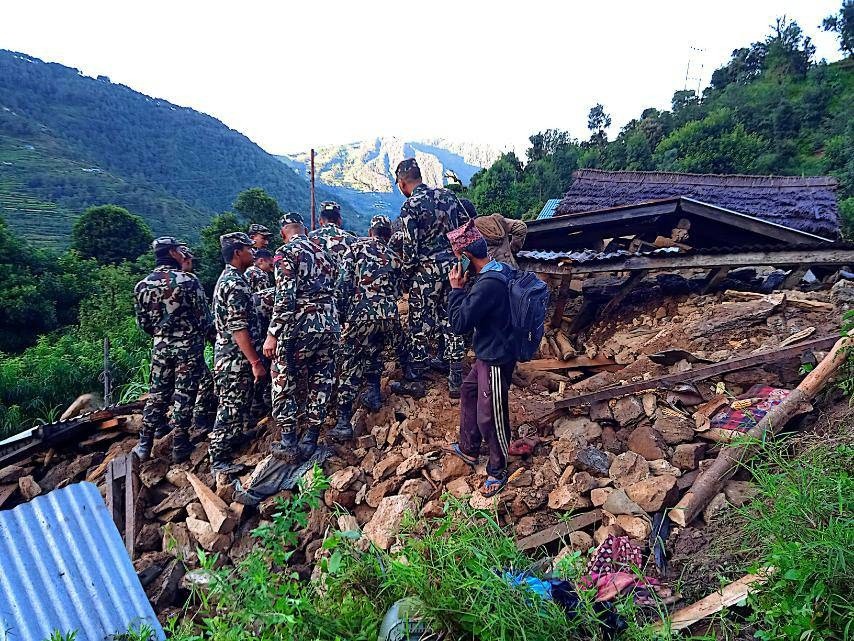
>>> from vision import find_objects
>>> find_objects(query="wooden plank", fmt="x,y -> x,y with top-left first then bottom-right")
517,356 -> 620,371
518,248 -> 854,276
516,509 -> 602,551
0,483 -> 17,509
782,266 -> 807,289
125,454 -> 139,558
598,270 -> 649,318
549,274 -> 574,330
702,266 -> 729,294
555,335 -> 839,408
659,572 -> 769,631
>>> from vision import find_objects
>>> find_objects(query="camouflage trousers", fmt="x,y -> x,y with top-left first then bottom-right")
407,262 -> 465,368
271,331 -> 337,437
337,318 -> 399,406
142,341 -> 204,438
193,361 -> 216,430
210,354 -> 252,463
247,361 -> 272,424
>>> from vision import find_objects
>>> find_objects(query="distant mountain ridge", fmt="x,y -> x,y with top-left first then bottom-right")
280,137 -> 502,219
0,49 -> 366,245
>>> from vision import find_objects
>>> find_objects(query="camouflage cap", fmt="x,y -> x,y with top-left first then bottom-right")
177,244 -> 195,260
370,215 -> 392,231
152,236 -> 182,252
279,211 -> 305,227
254,248 -> 273,259
319,201 -> 341,216
219,231 -> 254,250
394,158 -> 419,178
248,223 -> 272,237
446,219 -> 485,254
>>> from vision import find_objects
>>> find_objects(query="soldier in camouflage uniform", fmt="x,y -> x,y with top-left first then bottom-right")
133,237 -> 212,463
262,212 -> 340,462
210,232 -> 267,474
389,158 -> 470,398
308,201 -> 357,322
243,249 -> 275,422
331,215 -> 402,441
248,223 -> 273,251
244,249 -> 274,292
176,244 -> 217,434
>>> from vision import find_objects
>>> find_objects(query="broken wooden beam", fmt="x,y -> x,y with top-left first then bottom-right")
657,571 -> 769,631
555,335 -> 839,409
106,453 -> 139,558
516,509 -> 602,551
670,334 -> 852,527
516,356 -> 622,372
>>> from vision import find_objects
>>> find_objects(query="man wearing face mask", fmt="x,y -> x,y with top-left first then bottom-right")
445,221 -> 516,498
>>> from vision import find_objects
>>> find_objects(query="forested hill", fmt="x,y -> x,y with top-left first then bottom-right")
464,18 -> 854,236
0,50 -> 363,245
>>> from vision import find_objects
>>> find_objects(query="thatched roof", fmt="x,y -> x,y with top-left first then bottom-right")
557,170 -> 840,239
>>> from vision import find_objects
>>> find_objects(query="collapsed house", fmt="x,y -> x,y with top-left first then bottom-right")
1,169 -> 852,636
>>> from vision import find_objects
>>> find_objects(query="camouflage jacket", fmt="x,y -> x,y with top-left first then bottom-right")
270,234 -> 340,339
244,265 -> 273,293
212,264 -> 256,364
341,237 -> 402,323
308,223 -> 357,266
399,183 -> 470,278
133,266 -> 211,349
251,286 -> 275,350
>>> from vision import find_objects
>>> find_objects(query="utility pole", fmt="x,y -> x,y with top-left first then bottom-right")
102,337 -> 112,406
310,148 -> 316,231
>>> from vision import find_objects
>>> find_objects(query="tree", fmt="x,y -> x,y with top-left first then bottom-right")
526,129 -> 570,162
764,17 -> 815,77
194,212 -> 243,293
234,187 -> 282,231
71,205 -> 153,264
823,0 -> 854,56
587,104 -> 612,146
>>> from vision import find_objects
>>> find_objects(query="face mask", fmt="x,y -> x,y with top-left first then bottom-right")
458,254 -> 471,273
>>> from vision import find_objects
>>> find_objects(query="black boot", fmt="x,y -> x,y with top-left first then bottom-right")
298,426 -> 321,460
448,362 -> 463,399
154,423 -> 174,439
271,427 -> 300,464
171,431 -> 195,464
362,374 -> 382,412
132,431 -> 154,461
390,364 -> 427,398
429,356 -> 450,374
328,403 -> 353,442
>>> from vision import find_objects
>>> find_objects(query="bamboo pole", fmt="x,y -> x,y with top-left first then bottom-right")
670,334 -> 852,528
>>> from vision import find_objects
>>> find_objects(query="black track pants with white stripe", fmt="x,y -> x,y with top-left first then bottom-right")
458,358 -> 516,477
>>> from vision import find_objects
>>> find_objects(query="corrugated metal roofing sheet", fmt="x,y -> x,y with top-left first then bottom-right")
518,246 -> 681,263
536,199 -> 561,220
0,482 -> 165,641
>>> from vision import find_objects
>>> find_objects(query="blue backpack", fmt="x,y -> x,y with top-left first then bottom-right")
482,267 -> 551,362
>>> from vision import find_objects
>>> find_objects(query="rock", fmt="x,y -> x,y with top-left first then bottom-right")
648,459 -> 682,477
149,558 -> 186,611
615,515 -> 652,540
186,517 -> 232,552
324,489 -> 357,510
568,530 -> 594,552
549,436 -> 585,470
373,452 -> 405,481
723,480 -> 759,507
399,478 -> 432,499
135,523 -> 162,552
553,416 -> 602,442
608,452 -> 649,488
676,469 -> 700,491
18,475 -> 42,501
602,488 -> 647,517
601,426 -> 622,454
329,466 -> 360,492
573,447 -> 610,476
396,455 -> 427,478
0,484 -> 17,509
186,472 -> 235,534
703,492 -> 729,524
547,485 -> 592,511
0,464 -> 30,484
612,396 -> 644,426
356,435 -> 376,449
515,515 -> 540,538
653,415 -> 695,445
360,449 -> 379,475
521,489 -> 548,512
162,522 -> 195,563
436,453 -> 472,482
363,495 -> 415,550
509,469 -> 533,488
589,400 -> 613,423
557,465 -> 576,486
627,425 -> 668,461
420,499 -> 444,519
366,477 -> 402,508
354,503 -> 376,526
830,279 -> 854,312
445,477 -> 472,498
641,393 -> 657,418
139,459 -> 169,488
625,475 -> 679,512
594,524 -> 626,545
338,515 -> 360,533
673,443 -> 707,471
165,468 -> 190,488
572,471 -> 598,493
469,492 -> 499,510
591,487 -> 613,506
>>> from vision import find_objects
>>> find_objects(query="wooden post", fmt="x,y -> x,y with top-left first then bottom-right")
549,273 -> 574,329
702,266 -> 729,294
102,337 -> 112,406
106,453 -> 139,558
670,334 -> 852,527
309,148 -> 316,231
598,269 -> 649,319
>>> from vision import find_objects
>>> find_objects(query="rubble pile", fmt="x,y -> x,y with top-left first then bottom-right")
0,280 -> 845,619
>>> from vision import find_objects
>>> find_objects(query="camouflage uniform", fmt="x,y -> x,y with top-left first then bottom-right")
210,256 -> 257,465
398,182 -> 470,371
248,286 -> 275,421
308,219 -> 357,321
133,247 -> 211,455
270,212 -> 340,458
244,265 -> 273,292
336,229 -> 403,408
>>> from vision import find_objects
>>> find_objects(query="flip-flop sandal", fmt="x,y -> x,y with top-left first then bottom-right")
448,443 -> 478,467
481,474 -> 508,498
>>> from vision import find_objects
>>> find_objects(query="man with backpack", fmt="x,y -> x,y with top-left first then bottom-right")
445,220 -> 549,497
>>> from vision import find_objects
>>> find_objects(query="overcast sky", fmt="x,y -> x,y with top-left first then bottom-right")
0,1 -> 844,156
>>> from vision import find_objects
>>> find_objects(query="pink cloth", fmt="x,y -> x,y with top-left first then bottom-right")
446,219 -> 485,253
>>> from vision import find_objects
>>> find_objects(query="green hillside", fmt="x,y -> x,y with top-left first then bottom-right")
465,18 -> 854,235
0,50 -> 366,246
